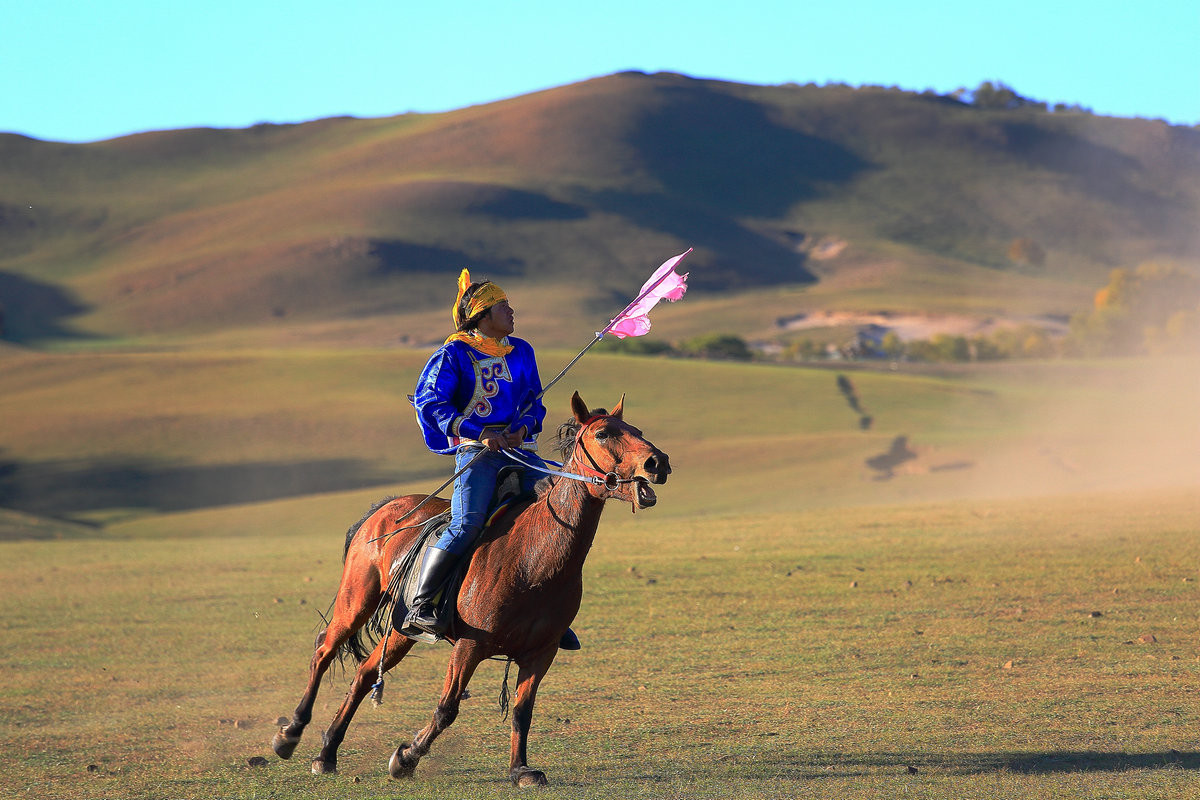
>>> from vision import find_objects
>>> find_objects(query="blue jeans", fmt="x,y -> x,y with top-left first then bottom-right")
434,446 -> 546,555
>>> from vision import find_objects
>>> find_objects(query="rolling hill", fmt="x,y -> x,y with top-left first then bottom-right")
1,71 -> 1198,347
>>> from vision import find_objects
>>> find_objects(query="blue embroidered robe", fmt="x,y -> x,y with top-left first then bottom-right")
412,336 -> 546,455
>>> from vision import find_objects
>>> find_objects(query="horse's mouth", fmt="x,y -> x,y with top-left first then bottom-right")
634,477 -> 657,508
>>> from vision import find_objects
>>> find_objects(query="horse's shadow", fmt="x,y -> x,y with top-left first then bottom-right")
792,750 -> 1200,777
549,751 -> 1200,790
997,750 -> 1200,773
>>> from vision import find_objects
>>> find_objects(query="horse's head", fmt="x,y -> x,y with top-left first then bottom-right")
565,391 -> 671,509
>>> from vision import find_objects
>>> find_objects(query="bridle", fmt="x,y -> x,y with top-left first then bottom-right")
570,414 -> 637,491
501,414 -> 642,493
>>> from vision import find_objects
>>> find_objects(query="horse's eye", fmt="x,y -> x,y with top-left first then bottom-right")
594,429 -> 609,441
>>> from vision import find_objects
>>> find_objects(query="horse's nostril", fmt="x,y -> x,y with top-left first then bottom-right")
644,453 -> 670,477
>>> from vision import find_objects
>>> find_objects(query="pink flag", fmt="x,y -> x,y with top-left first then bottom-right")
606,249 -> 692,338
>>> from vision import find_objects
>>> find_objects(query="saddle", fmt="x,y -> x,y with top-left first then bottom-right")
389,465 -> 532,642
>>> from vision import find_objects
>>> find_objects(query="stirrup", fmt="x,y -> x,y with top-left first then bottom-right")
402,627 -> 442,645
400,605 -> 444,642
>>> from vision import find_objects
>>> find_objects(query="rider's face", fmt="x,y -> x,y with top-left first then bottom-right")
479,300 -> 515,338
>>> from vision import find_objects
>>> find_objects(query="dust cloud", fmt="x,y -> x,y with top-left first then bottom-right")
857,357 -> 1199,505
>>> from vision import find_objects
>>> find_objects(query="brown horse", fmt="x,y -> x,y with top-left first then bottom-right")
271,391 -> 670,786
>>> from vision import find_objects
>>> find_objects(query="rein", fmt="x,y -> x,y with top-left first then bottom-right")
501,415 -> 640,493
501,449 -> 619,490
374,416 -> 640,546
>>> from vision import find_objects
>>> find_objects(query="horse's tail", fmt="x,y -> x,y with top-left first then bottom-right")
340,593 -> 396,664
333,496 -> 399,664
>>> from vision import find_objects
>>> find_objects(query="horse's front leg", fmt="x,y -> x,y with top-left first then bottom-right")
509,647 -> 557,787
388,640 -> 483,779
311,629 -> 415,775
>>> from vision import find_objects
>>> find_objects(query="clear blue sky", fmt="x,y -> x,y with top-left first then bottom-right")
4,0 -> 1197,143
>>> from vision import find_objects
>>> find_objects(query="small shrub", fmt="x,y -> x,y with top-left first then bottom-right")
678,333 -> 753,361
1007,237 -> 1046,267
595,337 -> 675,356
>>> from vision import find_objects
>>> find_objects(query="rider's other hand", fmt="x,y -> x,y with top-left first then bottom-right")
504,427 -> 528,448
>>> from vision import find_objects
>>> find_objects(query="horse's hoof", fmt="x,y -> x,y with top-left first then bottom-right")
271,730 -> 300,759
512,767 -> 548,787
388,745 -> 418,779
311,759 -> 337,775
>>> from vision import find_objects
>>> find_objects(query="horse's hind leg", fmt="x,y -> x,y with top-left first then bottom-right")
388,641 -> 483,779
313,629 -> 416,775
273,574 -> 380,759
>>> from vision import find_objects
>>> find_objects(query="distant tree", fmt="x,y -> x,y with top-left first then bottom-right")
1152,306 -> 1200,355
1069,303 -> 1131,356
595,337 -> 675,356
1069,262 -> 1200,355
678,333 -> 753,361
907,334 -> 971,362
972,81 -> 1031,110
905,339 -> 939,362
785,337 -> 822,361
904,324 -> 1063,362
880,331 -> 905,359
1007,237 -> 1046,267
1018,326 -> 1057,358
1091,267 -> 1135,311
932,334 -> 971,361
969,335 -> 1004,361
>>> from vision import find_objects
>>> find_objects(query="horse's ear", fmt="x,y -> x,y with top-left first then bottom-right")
611,393 -> 625,420
570,391 -> 590,423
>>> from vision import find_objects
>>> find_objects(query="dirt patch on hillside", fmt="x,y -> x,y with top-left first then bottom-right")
777,310 -> 1069,340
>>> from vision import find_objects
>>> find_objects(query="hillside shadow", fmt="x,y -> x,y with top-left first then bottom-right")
0,455 -> 405,517
581,191 -> 817,291
629,84 -> 872,217
367,240 -> 522,276
462,186 -> 588,221
1000,121 -> 1169,218
0,271 -> 94,343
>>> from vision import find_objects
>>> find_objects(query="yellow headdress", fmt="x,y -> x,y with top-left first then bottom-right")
446,268 -> 512,356
451,268 -> 507,331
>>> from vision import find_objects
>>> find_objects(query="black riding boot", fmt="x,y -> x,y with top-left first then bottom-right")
559,628 -> 581,650
400,547 -> 459,638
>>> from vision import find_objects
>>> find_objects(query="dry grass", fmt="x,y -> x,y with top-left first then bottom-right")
1,347 -> 1198,797
2,488 -> 1198,799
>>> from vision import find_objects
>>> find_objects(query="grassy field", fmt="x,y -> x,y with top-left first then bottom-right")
1,348 -> 1198,799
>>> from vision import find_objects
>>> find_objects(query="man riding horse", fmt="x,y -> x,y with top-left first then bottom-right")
403,269 -> 579,649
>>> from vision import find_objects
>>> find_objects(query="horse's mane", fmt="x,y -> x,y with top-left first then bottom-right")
534,409 -> 607,497
551,407 -> 608,462
552,419 -> 580,462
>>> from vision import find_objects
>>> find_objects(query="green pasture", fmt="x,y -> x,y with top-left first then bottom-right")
1,348 -> 1198,798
